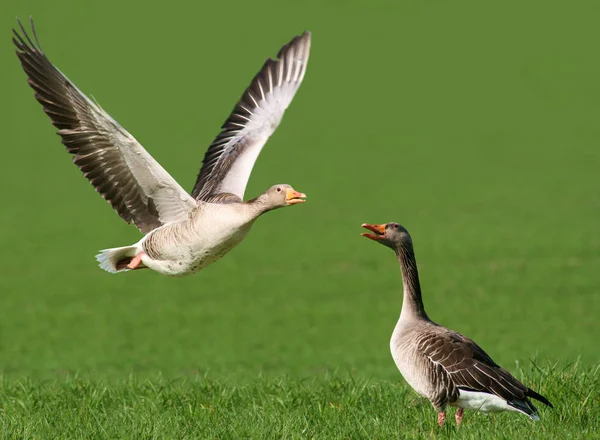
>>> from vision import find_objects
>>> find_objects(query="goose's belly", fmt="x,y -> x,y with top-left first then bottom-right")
452,390 -> 515,413
140,218 -> 252,276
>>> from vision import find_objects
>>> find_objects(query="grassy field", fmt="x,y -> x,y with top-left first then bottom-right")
2,0 -> 600,437
1,363 -> 599,438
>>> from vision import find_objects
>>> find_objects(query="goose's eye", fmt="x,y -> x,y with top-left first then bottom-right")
276,187 -> 282,192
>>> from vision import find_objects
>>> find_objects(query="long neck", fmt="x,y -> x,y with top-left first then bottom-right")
244,195 -> 274,219
395,242 -> 429,321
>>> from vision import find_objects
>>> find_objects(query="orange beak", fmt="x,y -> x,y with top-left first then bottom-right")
361,223 -> 386,241
285,189 -> 307,205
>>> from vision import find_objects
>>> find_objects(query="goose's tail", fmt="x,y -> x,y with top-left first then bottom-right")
95,245 -> 139,273
527,388 -> 553,409
508,389 -> 553,421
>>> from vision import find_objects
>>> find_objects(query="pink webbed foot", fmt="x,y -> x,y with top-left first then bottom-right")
455,408 -> 464,425
127,252 -> 146,270
438,411 -> 446,427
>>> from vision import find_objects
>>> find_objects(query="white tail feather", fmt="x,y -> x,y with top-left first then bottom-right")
95,245 -> 138,273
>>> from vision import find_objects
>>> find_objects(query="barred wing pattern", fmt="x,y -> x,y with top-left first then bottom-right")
13,19 -> 197,234
418,330 -> 552,414
191,32 -> 311,202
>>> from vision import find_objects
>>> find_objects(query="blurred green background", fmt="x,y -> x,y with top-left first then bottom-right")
1,0 -> 599,381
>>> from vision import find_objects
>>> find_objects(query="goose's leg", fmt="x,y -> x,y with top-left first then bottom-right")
127,252 -> 146,270
437,412 -> 446,427
455,408 -> 464,425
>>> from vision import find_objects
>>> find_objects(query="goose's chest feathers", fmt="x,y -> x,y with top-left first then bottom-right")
142,203 -> 254,275
390,323 -> 437,399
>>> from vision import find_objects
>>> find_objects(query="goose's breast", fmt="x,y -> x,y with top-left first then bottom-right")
390,328 -> 436,399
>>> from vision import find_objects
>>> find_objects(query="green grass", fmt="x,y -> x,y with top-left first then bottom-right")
1,0 -> 600,437
2,363 -> 599,439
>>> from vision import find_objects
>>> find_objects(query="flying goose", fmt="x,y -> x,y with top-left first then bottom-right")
13,19 -> 310,276
361,223 -> 553,426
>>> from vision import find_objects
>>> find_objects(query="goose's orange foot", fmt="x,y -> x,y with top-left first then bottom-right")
455,408 -> 464,425
127,252 -> 146,270
438,411 -> 446,427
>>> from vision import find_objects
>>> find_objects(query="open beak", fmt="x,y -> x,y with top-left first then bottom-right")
361,223 -> 386,241
285,189 -> 307,205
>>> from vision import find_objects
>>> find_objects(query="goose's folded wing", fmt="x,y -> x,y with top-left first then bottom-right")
419,331 -> 532,403
191,31 -> 311,202
13,19 -> 197,234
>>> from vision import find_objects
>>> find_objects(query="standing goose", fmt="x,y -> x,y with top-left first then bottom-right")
361,223 -> 552,426
13,18 -> 310,276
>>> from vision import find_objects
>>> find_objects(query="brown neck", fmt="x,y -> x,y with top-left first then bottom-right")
395,242 -> 429,321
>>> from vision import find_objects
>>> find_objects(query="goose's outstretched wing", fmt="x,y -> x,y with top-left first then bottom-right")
13,19 -> 197,233
191,31 -> 311,203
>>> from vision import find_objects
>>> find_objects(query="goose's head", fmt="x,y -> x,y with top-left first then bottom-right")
259,184 -> 306,210
361,222 -> 412,249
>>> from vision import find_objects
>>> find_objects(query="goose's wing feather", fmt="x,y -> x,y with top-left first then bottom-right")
191,31 -> 311,202
418,330 -> 550,410
13,19 -> 197,233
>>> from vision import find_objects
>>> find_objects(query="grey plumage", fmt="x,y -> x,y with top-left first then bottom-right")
13,19 -> 171,233
13,18 -> 310,276
362,222 -> 552,424
191,31 -> 311,202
